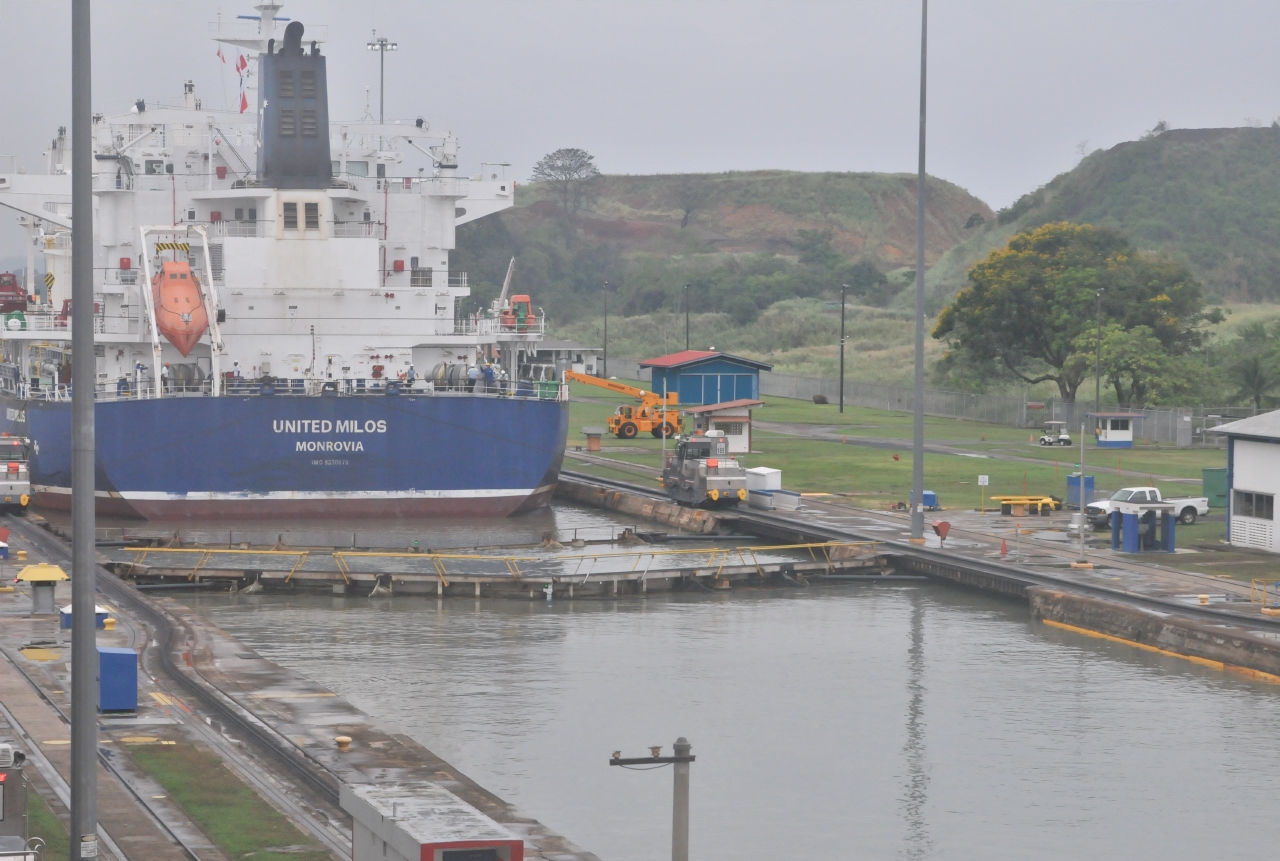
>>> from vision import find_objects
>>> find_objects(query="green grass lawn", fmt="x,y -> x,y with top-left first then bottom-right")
129,744 -> 329,861
567,385 -> 1225,503
28,784 -> 69,860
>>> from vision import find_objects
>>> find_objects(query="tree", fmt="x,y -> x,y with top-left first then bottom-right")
795,228 -> 841,269
672,176 -> 713,229
1228,355 -> 1280,409
933,222 -> 1221,401
530,148 -> 601,216
1213,320 -> 1280,408
1068,323 -> 1188,407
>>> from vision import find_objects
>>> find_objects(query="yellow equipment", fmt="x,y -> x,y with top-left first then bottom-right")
565,371 -> 682,439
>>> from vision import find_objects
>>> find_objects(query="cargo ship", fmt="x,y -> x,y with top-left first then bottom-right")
0,4 -> 567,519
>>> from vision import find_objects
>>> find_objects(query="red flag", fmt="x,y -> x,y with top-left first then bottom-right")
236,54 -> 248,74
216,46 -> 225,63
240,90 -> 248,113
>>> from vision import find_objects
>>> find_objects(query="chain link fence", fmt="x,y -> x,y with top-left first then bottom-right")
607,358 -> 1259,447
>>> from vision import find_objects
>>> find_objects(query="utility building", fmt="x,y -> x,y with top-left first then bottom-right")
1209,411 -> 1280,553
640,350 -> 771,406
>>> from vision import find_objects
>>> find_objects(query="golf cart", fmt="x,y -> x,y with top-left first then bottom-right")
1039,421 -> 1072,446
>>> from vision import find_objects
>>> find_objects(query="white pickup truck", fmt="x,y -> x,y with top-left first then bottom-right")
1085,486 -> 1209,528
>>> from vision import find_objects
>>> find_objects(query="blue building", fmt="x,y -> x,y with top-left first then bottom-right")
640,350 -> 772,406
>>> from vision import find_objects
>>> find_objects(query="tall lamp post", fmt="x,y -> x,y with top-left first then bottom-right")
366,31 -> 398,124
1094,287 -> 1104,415
71,2 -> 100,860
910,0 -> 928,542
839,283 -> 848,413
683,283 -> 691,351
602,281 -> 610,378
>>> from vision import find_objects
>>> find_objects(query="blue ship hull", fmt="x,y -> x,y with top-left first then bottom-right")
5,393 -> 567,520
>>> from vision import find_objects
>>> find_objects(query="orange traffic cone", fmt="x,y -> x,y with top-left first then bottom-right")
1000,538 -> 1008,557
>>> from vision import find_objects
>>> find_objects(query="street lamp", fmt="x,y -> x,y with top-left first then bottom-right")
1094,287 -> 1105,415
602,281 -> 610,378
366,31 -> 398,125
839,283 -> 848,413
683,283 -> 691,351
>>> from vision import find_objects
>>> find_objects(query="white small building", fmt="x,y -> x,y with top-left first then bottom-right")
682,399 -> 764,454
1209,411 -> 1279,553
341,781 -> 524,861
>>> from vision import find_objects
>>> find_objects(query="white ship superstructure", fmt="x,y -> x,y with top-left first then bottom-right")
0,2 -> 535,397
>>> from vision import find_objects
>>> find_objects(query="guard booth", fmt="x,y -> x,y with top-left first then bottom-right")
1089,412 -> 1142,448
1111,500 -> 1176,553
681,399 -> 763,454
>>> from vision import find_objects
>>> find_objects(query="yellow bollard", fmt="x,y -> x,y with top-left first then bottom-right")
16,550 -> 26,561
1198,595 -> 1210,605
104,617 -> 116,631
334,735 -> 352,752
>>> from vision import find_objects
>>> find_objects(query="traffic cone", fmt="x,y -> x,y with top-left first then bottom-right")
1000,538 -> 1008,557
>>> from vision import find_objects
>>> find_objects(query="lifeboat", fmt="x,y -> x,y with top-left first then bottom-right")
151,261 -> 209,357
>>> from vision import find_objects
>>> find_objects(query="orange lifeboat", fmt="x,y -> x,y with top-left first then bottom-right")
151,261 -> 209,357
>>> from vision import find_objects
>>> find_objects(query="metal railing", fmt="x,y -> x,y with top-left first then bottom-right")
20,377 -> 568,403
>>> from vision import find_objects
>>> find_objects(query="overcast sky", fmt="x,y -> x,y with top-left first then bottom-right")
2,0 -> 1280,257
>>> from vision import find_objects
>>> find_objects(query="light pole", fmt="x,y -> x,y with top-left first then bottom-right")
683,283 -> 691,351
366,32 -> 398,125
910,0 -> 928,542
71,3 -> 100,861
839,283 -> 847,413
610,738 -> 696,861
1094,287 -> 1104,415
602,281 -> 610,378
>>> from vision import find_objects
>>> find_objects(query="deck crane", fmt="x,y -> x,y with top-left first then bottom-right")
564,370 -> 682,439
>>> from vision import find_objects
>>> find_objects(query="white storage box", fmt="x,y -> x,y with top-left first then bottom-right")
746,467 -> 782,491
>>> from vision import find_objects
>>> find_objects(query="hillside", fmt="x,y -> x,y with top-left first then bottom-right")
928,127 -> 1280,307
454,170 -> 992,322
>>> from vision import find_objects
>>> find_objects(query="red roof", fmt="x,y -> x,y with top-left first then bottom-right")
681,399 -> 765,414
639,350 -> 719,369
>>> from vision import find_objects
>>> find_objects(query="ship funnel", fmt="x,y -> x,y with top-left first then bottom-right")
256,21 -> 332,189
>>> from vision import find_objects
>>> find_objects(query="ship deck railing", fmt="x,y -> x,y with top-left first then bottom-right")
15,378 -> 569,403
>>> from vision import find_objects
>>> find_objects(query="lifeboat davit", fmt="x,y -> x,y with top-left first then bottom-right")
151,261 -> 209,357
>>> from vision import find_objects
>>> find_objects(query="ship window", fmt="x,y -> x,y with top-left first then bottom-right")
248,208 -> 257,221
279,109 -> 296,136
304,202 -> 319,229
278,71 -> 295,98
234,208 -> 244,221
363,211 -> 371,222
144,160 -> 164,175
180,273 -> 188,279
301,110 -> 318,137
283,202 -> 298,229
377,163 -> 386,178
301,70 -> 317,98
170,273 -> 178,280
187,209 -> 196,221
346,161 -> 369,176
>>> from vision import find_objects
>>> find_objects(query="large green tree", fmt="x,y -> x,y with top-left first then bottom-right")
933,222 -> 1221,401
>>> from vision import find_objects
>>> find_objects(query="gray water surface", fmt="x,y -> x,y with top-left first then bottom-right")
186,583 -> 1280,861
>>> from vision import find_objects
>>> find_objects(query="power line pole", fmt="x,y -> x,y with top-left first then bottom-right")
71,3 -> 99,861
610,738 -> 696,861
911,0 -> 928,542
602,281 -> 609,378
839,283 -> 847,413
